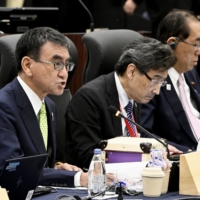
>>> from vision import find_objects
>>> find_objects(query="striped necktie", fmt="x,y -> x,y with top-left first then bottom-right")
38,103 -> 48,149
124,101 -> 137,137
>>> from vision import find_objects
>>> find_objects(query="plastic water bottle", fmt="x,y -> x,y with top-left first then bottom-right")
88,148 -> 106,197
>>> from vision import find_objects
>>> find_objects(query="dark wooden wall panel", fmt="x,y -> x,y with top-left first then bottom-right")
65,33 -> 86,96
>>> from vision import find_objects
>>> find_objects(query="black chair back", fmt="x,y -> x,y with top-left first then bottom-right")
82,29 -> 143,84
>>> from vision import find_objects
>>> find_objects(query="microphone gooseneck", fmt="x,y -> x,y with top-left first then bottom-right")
78,0 -> 94,32
108,106 -> 172,160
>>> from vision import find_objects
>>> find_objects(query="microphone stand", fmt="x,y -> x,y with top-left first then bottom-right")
108,106 -> 179,161
121,114 -> 170,160
78,0 -> 94,32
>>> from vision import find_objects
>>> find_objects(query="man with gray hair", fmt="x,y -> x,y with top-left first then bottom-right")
66,36 -> 179,169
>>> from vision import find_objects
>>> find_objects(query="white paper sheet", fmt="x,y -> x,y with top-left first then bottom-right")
105,161 -> 148,179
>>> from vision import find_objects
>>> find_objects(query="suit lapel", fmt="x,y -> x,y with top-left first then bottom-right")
185,74 -> 200,111
133,102 -> 141,124
106,72 -> 141,136
45,98 -> 56,167
106,73 -> 122,137
163,76 -> 196,143
12,78 -> 47,154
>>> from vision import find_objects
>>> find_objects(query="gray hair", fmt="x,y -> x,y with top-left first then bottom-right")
115,37 -> 176,76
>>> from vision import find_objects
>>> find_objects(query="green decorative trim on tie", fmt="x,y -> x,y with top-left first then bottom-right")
38,103 -> 48,150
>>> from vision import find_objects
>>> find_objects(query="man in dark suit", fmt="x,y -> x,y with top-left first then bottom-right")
141,9 -> 200,152
0,27 -> 87,187
66,37 -> 178,169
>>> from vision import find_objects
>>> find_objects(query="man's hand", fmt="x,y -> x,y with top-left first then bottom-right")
79,172 -> 116,188
123,0 -> 137,15
106,173 -> 116,186
80,172 -> 88,187
168,144 -> 183,155
54,163 -> 82,171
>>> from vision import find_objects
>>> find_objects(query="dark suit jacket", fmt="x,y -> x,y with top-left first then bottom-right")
66,72 -> 141,169
140,68 -> 200,152
0,78 -> 76,187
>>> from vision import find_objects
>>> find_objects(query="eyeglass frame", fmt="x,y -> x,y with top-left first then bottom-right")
140,70 -> 167,87
30,58 -> 75,72
175,37 -> 200,51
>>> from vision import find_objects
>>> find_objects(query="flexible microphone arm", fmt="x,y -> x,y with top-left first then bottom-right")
108,106 -> 172,160
78,0 -> 94,32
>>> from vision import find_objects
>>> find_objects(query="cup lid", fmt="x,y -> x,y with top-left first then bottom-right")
141,167 -> 165,177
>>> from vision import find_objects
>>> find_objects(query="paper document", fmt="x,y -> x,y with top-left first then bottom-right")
106,162 -> 147,192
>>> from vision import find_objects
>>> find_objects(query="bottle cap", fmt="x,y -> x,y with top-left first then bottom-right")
94,148 -> 101,154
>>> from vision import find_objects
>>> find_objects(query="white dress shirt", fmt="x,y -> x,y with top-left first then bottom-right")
114,72 -> 136,136
17,76 -> 42,116
168,68 -> 200,119
168,68 -> 200,141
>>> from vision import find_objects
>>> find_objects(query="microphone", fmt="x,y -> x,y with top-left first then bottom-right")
108,106 -> 179,161
78,0 -> 94,32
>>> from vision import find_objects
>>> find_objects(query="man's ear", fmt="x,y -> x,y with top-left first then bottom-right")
21,56 -> 33,76
167,37 -> 179,50
127,63 -> 136,79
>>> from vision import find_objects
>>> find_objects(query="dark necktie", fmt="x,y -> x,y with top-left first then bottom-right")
124,101 -> 137,137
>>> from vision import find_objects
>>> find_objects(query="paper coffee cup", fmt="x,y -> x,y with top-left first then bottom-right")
141,167 -> 164,197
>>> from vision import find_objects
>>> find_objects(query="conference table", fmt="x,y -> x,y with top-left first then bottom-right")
32,158 -> 200,200
32,187 -> 200,200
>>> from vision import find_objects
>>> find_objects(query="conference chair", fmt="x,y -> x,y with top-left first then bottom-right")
81,29 -> 143,84
0,33 -> 78,162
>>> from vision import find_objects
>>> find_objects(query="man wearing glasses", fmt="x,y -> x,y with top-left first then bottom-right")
66,36 -> 179,169
0,27 -> 88,187
141,9 -> 200,152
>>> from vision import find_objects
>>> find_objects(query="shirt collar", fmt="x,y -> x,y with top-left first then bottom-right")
168,67 -> 184,83
17,76 -> 43,116
114,72 -> 134,110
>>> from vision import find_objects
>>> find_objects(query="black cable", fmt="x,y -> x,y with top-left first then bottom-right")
54,181 -> 141,200
83,184 -> 116,200
55,185 -> 115,200
55,194 -> 70,200
33,186 -> 57,197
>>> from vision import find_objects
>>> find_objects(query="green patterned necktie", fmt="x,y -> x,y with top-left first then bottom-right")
38,103 -> 48,150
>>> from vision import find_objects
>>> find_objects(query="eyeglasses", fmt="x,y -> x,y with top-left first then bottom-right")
177,37 -> 200,51
141,70 -> 167,87
31,58 -> 75,72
